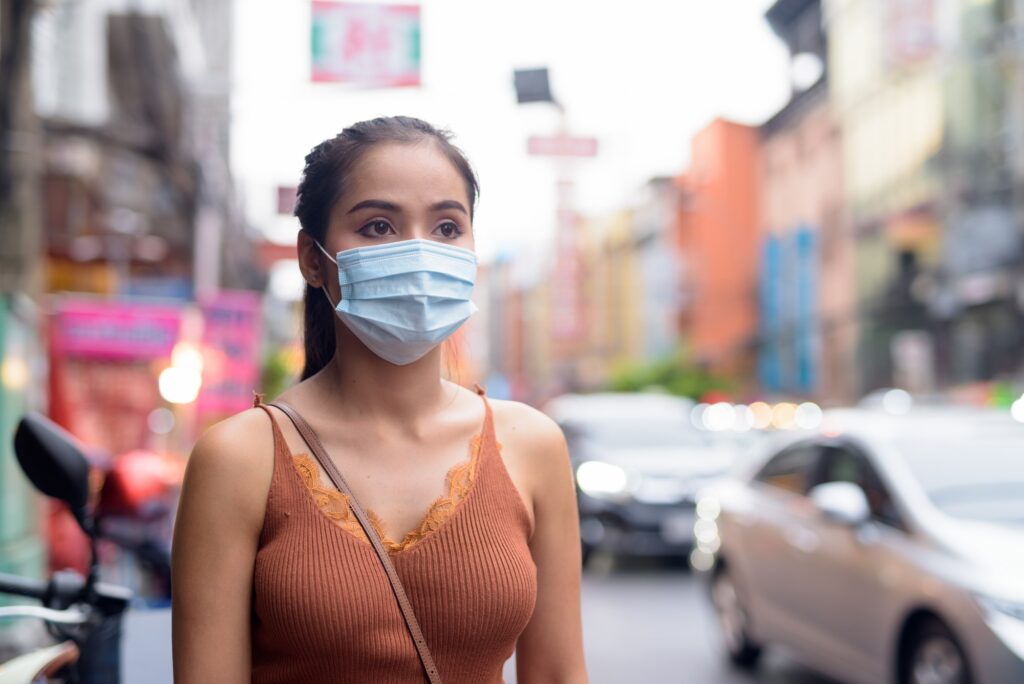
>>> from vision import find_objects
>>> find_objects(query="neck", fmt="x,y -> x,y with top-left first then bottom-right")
312,336 -> 449,424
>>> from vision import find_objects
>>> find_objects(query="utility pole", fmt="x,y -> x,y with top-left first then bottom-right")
0,0 -> 42,295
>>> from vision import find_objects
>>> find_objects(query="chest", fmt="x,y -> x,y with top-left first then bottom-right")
252,485 -> 538,660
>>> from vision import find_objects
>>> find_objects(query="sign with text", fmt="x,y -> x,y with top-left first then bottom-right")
311,2 -> 421,87
527,135 -> 598,158
53,298 -> 183,360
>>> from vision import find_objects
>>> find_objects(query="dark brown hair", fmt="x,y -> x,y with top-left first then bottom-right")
293,116 -> 479,380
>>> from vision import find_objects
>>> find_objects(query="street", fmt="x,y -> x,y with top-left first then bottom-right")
566,559 -> 835,684
123,560 -> 834,684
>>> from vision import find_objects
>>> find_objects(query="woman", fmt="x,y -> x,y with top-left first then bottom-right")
171,116 -> 587,683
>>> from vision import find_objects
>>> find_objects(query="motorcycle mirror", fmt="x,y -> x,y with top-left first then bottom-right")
14,413 -> 93,534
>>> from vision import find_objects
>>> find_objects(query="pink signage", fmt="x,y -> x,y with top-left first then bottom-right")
53,298 -> 183,360
198,291 -> 262,417
311,2 -> 421,87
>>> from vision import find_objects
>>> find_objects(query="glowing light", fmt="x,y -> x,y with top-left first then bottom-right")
733,404 -> 755,432
691,403 -> 709,430
171,342 -> 204,374
576,461 -> 629,497
882,389 -> 913,415
795,402 -> 824,430
1012,396 -> 1024,423
696,497 -> 721,521
697,535 -> 721,554
703,402 -> 735,432
749,402 -> 773,429
159,366 -> 202,405
690,549 -> 715,572
772,402 -> 798,430
148,408 -> 176,435
1,356 -> 29,391
694,519 -> 719,545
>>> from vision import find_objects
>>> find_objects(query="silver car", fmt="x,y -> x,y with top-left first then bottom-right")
695,407 -> 1024,684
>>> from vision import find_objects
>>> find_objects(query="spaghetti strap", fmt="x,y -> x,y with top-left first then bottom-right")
472,384 -> 498,453
253,399 -> 292,458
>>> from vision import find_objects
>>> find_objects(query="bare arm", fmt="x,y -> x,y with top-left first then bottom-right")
171,409 -> 273,684
501,404 -> 588,683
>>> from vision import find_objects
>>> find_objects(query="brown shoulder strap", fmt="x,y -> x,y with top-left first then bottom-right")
268,401 -> 442,684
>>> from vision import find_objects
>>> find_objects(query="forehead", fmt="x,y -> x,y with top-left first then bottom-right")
339,141 -> 470,210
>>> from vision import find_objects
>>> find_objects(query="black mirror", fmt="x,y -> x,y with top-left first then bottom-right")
14,413 -> 93,534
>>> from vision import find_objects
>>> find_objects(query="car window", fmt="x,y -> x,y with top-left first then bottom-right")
753,445 -> 820,495
820,446 -> 902,528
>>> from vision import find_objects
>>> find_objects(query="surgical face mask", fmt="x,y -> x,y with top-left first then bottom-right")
315,238 -> 478,365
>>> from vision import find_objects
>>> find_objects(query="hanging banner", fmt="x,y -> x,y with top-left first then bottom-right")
311,2 -> 421,87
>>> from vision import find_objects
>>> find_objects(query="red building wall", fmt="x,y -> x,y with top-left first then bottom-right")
675,119 -> 761,380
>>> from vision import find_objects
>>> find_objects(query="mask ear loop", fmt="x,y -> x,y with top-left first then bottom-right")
313,240 -> 341,308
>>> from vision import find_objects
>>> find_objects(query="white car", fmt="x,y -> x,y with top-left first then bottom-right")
696,407 -> 1024,684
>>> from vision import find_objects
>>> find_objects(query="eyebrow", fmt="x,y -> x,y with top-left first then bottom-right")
346,199 -> 400,215
345,199 -> 469,216
430,200 -> 469,216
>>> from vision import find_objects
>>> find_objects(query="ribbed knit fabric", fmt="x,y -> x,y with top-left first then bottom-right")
250,390 -> 537,683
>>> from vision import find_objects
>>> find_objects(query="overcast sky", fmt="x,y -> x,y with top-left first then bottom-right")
232,0 -> 790,273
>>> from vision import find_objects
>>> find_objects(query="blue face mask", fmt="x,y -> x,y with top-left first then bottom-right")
316,238 -> 479,365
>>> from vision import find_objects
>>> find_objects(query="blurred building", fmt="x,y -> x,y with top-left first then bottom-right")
759,0 -> 855,404
826,0 -> 1024,395
632,177 -> 683,362
0,0 -> 264,586
32,0 -> 258,300
675,120 -> 762,384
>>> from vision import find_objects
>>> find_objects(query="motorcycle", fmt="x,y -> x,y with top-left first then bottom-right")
0,413 -> 133,684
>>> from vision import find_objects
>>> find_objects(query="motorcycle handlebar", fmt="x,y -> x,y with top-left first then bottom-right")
0,572 -> 47,601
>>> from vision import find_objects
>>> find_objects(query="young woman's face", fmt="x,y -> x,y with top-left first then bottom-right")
323,141 -> 475,254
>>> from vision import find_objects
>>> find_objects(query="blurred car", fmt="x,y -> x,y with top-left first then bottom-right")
695,406 -> 1024,684
545,392 -> 736,562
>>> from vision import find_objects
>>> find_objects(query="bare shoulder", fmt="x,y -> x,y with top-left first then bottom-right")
180,407 -> 276,533
489,399 -> 566,452
488,399 -> 570,485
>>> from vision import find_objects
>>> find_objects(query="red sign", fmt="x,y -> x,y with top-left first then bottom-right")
52,298 -> 183,361
311,2 -> 421,87
527,136 -> 598,157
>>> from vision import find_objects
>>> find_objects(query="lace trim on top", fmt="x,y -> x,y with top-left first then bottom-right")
292,434 -> 498,553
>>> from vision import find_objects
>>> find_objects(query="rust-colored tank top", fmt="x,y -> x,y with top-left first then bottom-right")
250,389 -> 537,683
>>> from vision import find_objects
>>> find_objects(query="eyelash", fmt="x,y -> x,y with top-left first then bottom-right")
355,219 -> 465,239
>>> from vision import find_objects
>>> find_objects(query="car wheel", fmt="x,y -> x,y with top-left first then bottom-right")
710,566 -> 762,669
903,618 -> 971,684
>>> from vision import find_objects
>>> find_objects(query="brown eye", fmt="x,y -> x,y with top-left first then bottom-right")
435,222 -> 462,239
358,220 -> 395,237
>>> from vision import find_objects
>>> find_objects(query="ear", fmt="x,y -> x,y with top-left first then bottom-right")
297,231 -> 329,288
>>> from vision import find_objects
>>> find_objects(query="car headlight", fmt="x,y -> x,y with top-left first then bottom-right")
977,595 -> 1024,622
576,461 -> 630,499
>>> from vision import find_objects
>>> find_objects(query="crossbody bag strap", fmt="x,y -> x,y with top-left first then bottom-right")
268,401 -> 442,684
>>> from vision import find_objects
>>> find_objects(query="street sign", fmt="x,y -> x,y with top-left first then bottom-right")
311,2 -> 421,87
527,135 -> 598,158
513,68 -> 554,104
